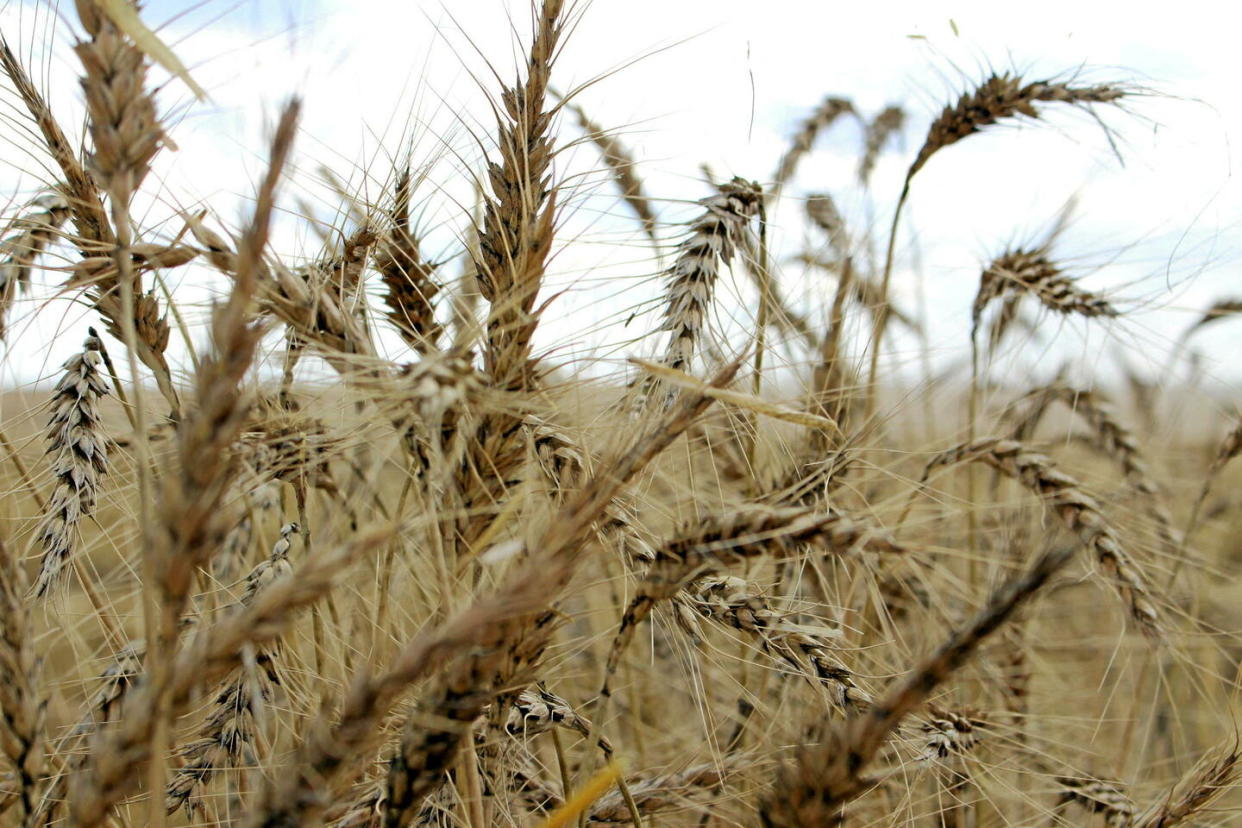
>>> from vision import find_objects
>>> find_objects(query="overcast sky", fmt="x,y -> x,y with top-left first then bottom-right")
1,0 -> 1238,397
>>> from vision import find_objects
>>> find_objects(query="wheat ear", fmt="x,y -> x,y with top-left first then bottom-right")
475,0 -> 567,392
1182,416 -> 1242,546
164,524 -> 296,814
377,165 -> 441,350
75,0 -> 182,414
972,248 -> 1116,344
248,362 -> 739,827
0,193 -> 70,340
561,97 -> 658,247
66,522 -> 393,828
1055,775 -> 1134,826
857,105 -> 904,185
1007,385 -> 1179,552
0,38 -> 111,245
1132,743 -> 1239,827
868,73 -> 1128,419
661,178 -> 763,375
0,537 -> 45,824
1180,297 -> 1242,342
917,439 -> 1159,633
758,545 -> 1072,827
772,96 -> 855,193
588,756 -> 753,824
681,574 -> 870,710
603,506 -> 902,699
33,330 -> 110,598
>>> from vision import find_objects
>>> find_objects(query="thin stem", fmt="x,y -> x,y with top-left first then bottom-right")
748,208 -> 771,471
112,170 -> 165,828
863,181 -> 910,424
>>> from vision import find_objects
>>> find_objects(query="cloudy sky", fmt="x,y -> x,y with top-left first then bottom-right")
0,0 -> 1238,396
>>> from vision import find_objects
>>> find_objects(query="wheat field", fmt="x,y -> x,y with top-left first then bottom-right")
0,1 -> 1239,826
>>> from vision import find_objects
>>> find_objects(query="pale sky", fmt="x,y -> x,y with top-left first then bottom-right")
1,0 -> 1238,397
